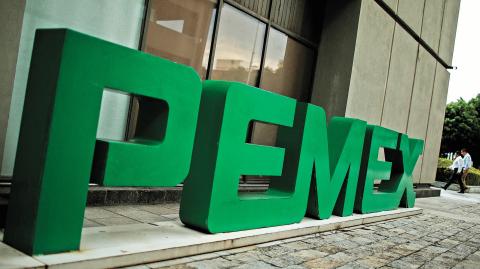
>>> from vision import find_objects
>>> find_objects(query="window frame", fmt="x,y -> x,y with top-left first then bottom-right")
127,0 -> 320,139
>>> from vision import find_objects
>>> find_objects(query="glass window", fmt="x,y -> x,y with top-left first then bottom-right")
251,28 -> 315,146
143,0 -> 217,79
211,4 -> 266,86
260,28 -> 315,100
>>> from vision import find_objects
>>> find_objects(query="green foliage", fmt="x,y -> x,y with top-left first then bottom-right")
438,158 -> 452,168
436,158 -> 480,186
441,94 -> 480,168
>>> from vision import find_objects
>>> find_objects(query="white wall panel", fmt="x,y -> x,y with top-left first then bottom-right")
1,0 -> 145,176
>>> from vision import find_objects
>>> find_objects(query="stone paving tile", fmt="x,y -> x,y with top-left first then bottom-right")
289,249 -> 329,262
84,207 -> 119,219
303,256 -> 346,269
92,216 -> 141,226
282,241 -> 313,251
83,203 -> 179,227
233,261 -> 277,269
186,257 -> 241,269
83,218 -> 102,227
136,204 -> 179,215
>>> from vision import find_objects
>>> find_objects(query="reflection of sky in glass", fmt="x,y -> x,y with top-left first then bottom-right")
264,29 -> 287,71
201,9 -> 217,76
213,5 -> 265,69
156,20 -> 184,33
144,0 -> 216,80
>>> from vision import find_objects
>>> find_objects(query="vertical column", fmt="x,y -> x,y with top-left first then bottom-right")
421,0 -> 445,53
420,65 -> 450,183
439,0 -> 461,66
396,0 -> 425,34
406,48 -> 437,183
344,0 -> 395,125
0,0 -> 25,177
419,0 -> 460,184
380,26 -> 418,134
310,0 -> 362,119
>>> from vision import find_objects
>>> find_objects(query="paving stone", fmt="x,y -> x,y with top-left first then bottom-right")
452,259 -> 480,269
355,256 -> 390,268
420,259 -> 454,269
282,241 -> 313,251
258,245 -> 294,257
328,252 -> 356,263
422,236 -> 442,243
330,239 -> 360,250
303,257 -> 345,269
450,244 -> 477,257
397,242 -> 427,252
389,259 -> 421,269
389,228 -> 407,234
232,261 -> 278,269
435,238 -> 461,249
467,235 -> 480,244
186,257 -> 241,269
301,237 -> 327,247
422,245 -> 449,255
344,246 -> 373,260
314,244 -> 346,254
401,253 -> 432,265
385,236 -> 410,244
225,251 -> 270,263
103,206 -> 169,222
83,218 -> 102,227
137,205 -> 179,215
92,216 -> 141,226
432,254 -> 461,267
372,251 -> 404,263
433,251 -> 466,264
124,265 -> 151,269
389,245 -> 418,256
268,254 -> 305,267
157,264 -> 191,269
349,236 -> 375,245
84,207 -> 119,219
337,261 -> 372,269
283,265 -> 308,269
290,249 -> 329,262
466,251 -> 480,262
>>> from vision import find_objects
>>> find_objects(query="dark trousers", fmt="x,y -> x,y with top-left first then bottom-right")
444,168 -> 466,191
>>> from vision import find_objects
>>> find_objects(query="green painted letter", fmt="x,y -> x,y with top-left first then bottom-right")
4,29 -> 201,254
355,126 -> 423,213
180,81 -> 308,232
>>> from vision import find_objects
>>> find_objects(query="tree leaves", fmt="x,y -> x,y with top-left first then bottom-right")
441,94 -> 480,167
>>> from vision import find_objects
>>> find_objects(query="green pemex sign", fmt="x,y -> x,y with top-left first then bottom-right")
4,29 -> 423,255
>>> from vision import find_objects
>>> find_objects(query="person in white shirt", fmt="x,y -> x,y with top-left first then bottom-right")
460,148 -> 473,193
444,151 -> 465,191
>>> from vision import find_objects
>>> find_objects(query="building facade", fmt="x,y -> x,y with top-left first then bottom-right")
0,0 -> 460,185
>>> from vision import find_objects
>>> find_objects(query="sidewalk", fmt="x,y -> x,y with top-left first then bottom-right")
431,181 -> 480,194
1,191 -> 479,269
125,190 -> 480,269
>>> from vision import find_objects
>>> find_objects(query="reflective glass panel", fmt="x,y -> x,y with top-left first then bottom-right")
143,0 -> 217,79
252,28 -> 315,146
260,28 -> 314,100
211,4 -> 266,86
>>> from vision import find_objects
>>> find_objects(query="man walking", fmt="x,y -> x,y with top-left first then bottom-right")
460,148 -> 473,193
444,151 -> 464,191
